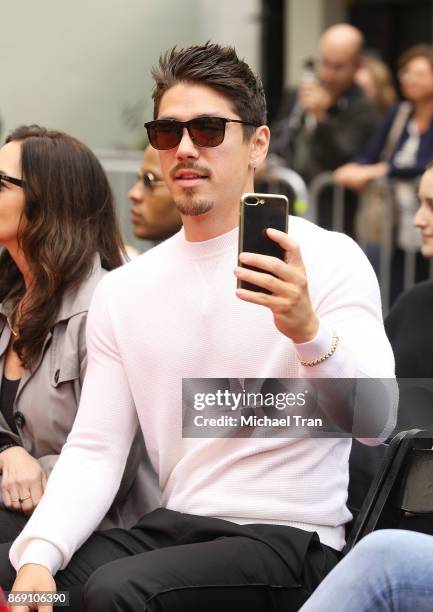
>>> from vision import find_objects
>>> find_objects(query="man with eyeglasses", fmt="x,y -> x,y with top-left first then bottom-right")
270,24 -> 381,187
128,144 -> 181,242
2,43 -> 395,612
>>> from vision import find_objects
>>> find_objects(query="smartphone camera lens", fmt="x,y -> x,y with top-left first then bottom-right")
244,196 -> 259,206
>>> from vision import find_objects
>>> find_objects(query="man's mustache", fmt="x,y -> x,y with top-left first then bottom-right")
170,163 -> 211,180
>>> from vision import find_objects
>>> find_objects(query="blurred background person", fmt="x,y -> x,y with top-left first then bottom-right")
128,144 -> 181,242
334,44 -> 433,295
0,125 -> 158,542
355,54 -> 397,115
334,45 -> 433,193
267,23 -> 380,236
269,23 -> 381,185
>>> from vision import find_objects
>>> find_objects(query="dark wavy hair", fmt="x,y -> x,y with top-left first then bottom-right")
398,44 -> 433,72
151,42 -> 267,139
0,125 -> 125,368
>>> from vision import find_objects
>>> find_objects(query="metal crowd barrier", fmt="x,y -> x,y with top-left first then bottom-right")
308,172 -> 394,313
308,172 -> 433,314
308,171 -> 344,229
259,162 -> 310,218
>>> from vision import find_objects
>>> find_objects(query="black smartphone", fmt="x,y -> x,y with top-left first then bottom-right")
237,192 -> 289,293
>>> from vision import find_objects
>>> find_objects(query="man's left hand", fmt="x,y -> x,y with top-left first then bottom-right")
235,228 -> 319,344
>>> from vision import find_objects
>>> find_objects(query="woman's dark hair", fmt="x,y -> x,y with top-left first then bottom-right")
0,125 -> 125,367
151,42 -> 267,139
398,44 -> 433,72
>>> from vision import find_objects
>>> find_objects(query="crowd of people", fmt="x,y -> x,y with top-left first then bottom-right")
268,25 -> 433,297
0,24 -> 430,612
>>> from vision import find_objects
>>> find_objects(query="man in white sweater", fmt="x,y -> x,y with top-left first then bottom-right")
3,43 -> 395,611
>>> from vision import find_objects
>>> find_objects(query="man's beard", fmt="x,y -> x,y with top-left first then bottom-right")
174,191 -> 214,216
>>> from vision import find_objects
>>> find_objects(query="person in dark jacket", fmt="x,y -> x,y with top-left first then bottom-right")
269,24 -> 381,184
384,161 -> 433,438
385,159 -> 433,378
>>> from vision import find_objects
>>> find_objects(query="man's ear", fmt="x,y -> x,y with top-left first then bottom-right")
249,125 -> 270,168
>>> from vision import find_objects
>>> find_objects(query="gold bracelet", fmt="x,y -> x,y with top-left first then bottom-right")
298,333 -> 339,367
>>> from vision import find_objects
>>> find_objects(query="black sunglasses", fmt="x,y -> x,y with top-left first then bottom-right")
0,173 -> 25,188
144,116 -> 259,150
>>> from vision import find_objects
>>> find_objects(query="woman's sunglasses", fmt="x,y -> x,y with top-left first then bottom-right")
144,116 -> 259,150
0,173 -> 25,188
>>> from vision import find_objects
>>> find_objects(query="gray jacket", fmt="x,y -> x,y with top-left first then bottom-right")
0,256 -> 159,528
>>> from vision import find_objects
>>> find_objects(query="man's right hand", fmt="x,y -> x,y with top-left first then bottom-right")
10,564 -> 56,612
299,81 -> 332,121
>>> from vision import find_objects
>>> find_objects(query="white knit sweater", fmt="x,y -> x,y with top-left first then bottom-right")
10,217 -> 395,574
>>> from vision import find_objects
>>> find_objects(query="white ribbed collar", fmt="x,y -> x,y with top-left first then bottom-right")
174,226 -> 239,260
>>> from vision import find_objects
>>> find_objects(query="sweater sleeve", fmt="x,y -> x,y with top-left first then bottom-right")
299,231 -> 394,376
9,275 -> 139,574
293,227 -> 397,442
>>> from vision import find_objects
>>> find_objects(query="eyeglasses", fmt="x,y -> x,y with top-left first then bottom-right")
138,171 -> 165,190
398,69 -> 432,81
0,173 -> 25,188
144,116 -> 259,150
318,59 -> 350,73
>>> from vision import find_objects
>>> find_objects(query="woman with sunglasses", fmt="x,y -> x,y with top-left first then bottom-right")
0,125 -> 158,541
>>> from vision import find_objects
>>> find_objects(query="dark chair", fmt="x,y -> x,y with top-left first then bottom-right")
346,439 -> 388,534
394,380 -> 433,433
290,430 -> 433,610
345,428 -> 433,555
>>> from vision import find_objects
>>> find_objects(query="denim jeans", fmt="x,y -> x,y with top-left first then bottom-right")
300,529 -> 433,612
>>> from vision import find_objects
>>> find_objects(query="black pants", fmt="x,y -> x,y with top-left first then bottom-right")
0,507 -> 28,543
0,508 -> 340,612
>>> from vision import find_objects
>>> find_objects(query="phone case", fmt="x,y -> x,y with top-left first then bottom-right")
237,192 -> 289,293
